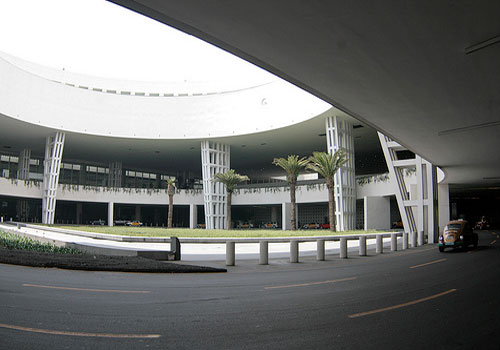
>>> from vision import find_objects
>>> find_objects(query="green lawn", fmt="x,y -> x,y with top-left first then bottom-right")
55,225 -> 384,238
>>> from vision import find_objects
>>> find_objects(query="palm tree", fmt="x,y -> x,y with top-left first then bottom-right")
307,150 -> 348,232
213,169 -> 249,229
167,178 -> 176,228
273,155 -> 309,230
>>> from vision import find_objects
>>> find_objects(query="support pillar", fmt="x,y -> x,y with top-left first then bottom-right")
108,202 -> 114,227
108,161 -> 122,187
76,203 -> 82,225
326,115 -> 356,231
135,205 -> 141,221
282,202 -> 292,230
42,132 -> 65,224
189,204 -> 198,229
17,149 -> 31,180
201,141 -> 230,229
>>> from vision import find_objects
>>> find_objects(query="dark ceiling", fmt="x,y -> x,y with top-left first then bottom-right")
109,0 -> 500,185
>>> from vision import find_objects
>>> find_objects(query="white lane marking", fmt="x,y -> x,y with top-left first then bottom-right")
348,289 -> 457,318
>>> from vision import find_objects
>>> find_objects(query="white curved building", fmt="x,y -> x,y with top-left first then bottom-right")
0,51 -> 449,237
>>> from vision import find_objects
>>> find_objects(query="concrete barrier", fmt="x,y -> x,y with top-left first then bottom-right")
8,223 -> 408,266
226,241 -> 235,266
376,235 -> 383,254
340,238 -> 347,258
290,240 -> 299,263
359,236 -> 367,256
259,240 -> 268,265
317,239 -> 325,261
391,233 -> 397,251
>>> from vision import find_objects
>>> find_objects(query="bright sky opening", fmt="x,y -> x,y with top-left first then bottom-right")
0,0 -> 274,83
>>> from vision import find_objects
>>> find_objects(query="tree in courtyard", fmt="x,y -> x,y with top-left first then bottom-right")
307,150 -> 348,232
213,169 -> 249,229
272,155 -> 309,230
167,178 -> 176,228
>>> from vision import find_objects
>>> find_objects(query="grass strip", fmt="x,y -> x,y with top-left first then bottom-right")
0,231 -> 81,255
55,226 -> 385,238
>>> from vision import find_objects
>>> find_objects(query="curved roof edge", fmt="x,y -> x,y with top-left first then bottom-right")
0,51 -> 333,140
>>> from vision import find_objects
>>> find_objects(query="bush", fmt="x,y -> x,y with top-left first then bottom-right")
0,231 -> 81,255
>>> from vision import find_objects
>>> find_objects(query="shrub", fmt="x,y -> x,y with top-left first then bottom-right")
0,231 -> 81,255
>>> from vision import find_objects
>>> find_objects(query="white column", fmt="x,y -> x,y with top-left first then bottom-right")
415,155 -> 425,236
427,162 -> 439,243
438,183 -> 450,233
282,202 -> 291,230
108,202 -> 114,227
201,141 -> 230,229
189,204 -> 198,229
76,203 -> 82,224
17,149 -> 31,180
42,132 -> 65,224
364,196 -> 390,230
108,161 -> 122,187
326,116 -> 356,231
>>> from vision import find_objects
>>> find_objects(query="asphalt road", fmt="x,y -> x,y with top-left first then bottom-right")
1,231 -> 499,349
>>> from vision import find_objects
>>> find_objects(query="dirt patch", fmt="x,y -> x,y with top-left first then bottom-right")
0,247 -> 226,273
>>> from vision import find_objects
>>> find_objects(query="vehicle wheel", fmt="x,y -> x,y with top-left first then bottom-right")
439,246 -> 444,252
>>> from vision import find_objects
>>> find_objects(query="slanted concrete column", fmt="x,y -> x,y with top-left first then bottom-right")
359,236 -> 367,256
189,204 -> 198,229
108,202 -> 114,227
317,239 -> 325,261
259,241 -> 268,265
42,132 -> 65,224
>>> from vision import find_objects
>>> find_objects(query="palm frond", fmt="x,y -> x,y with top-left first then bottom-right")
213,169 -> 249,193
272,155 -> 309,183
307,150 -> 348,181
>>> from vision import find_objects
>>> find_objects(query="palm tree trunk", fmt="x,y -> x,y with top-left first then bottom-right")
328,184 -> 336,232
168,194 -> 173,228
290,181 -> 296,230
226,192 -> 232,230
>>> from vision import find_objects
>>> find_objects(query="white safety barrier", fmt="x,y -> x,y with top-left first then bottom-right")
11,223 -> 409,267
